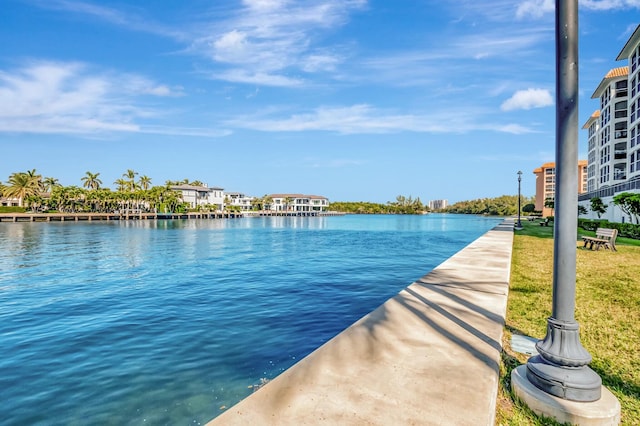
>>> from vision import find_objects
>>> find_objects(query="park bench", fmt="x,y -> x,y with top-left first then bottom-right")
539,218 -> 550,226
581,228 -> 618,251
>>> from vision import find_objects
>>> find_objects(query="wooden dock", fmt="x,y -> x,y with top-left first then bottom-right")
0,212 -> 240,223
0,211 -> 344,223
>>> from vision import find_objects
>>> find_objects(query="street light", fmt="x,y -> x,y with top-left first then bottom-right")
516,171 -> 523,229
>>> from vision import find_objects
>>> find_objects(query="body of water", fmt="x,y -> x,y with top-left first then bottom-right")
0,214 -> 502,425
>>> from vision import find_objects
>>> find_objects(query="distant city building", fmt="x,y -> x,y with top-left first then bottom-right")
578,24 -> 640,222
170,184 -> 224,210
267,194 -> 329,212
428,199 -> 448,210
533,161 -> 588,216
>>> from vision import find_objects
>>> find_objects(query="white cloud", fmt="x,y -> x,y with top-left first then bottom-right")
193,0 -> 367,86
581,0 -> 640,10
227,104 -> 538,135
0,61 -> 216,136
493,123 -> 537,134
516,0 -> 554,19
516,0 -> 640,19
31,0 -> 187,40
213,70 -> 304,87
501,88 -> 553,111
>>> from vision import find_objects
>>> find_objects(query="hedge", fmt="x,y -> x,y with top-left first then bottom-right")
578,218 -> 640,239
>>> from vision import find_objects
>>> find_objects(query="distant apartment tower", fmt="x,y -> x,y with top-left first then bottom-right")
533,161 -> 587,216
429,199 -> 448,210
578,25 -> 640,222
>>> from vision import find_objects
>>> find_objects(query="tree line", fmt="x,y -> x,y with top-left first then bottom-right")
330,195 -> 427,214
443,195 -> 535,216
1,169 -> 190,213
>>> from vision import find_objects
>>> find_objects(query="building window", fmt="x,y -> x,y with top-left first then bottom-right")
600,165 -> 610,183
615,80 -> 628,98
600,146 -> 610,164
615,100 -> 628,118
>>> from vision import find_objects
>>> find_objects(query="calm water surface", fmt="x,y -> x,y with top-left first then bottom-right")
0,214 -> 501,425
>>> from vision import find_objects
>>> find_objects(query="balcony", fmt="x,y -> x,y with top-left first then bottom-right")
614,173 -> 627,181
614,151 -> 627,160
615,131 -> 628,139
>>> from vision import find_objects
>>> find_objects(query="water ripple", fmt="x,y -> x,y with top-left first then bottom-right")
0,214 -> 500,425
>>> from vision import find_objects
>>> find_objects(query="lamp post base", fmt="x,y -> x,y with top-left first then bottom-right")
526,354 -> 601,401
512,365 -> 620,425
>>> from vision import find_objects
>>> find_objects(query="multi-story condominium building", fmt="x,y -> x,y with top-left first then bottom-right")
428,199 -> 448,210
533,161 -> 587,216
582,110 -> 600,193
579,25 -> 640,222
170,184 -> 225,210
268,194 -> 329,212
591,66 -> 629,186
620,26 -> 640,185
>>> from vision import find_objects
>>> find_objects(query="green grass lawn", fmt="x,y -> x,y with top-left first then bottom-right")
496,220 -> 640,425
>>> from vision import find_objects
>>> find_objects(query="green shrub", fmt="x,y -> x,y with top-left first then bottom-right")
0,206 -> 26,213
578,218 -> 640,239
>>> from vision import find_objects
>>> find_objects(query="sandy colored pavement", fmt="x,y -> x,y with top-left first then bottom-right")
209,220 -> 514,425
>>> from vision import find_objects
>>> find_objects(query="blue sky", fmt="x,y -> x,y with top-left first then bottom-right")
1,0 -> 639,203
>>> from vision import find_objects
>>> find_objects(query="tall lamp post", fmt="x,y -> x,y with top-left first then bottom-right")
516,171 -> 523,230
512,1 -> 620,423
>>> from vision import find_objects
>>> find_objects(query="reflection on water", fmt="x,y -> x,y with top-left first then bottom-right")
0,214 -> 501,425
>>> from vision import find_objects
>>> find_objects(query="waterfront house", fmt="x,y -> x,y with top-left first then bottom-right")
170,184 -> 224,211
267,194 -> 329,212
1,196 -> 20,207
225,192 -> 255,211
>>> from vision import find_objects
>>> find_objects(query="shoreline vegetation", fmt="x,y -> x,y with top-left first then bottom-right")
2,169 -> 536,217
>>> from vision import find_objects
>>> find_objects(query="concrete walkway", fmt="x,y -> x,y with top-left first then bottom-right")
209,220 -> 514,425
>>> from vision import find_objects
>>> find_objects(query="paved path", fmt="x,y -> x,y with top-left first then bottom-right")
209,220 -> 514,425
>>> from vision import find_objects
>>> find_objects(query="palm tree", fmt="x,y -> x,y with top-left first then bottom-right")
3,171 -> 41,207
114,178 -> 128,192
42,177 -> 60,192
122,169 -> 138,191
262,195 -> 273,211
284,196 -> 293,212
138,175 -> 152,190
25,169 -> 44,191
81,171 -> 102,190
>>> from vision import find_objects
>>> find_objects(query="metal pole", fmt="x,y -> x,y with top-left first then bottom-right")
525,0 -> 601,401
517,171 -> 522,229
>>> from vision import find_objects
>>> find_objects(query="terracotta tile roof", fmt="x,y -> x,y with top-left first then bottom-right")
604,66 -> 628,78
533,160 -> 586,173
269,193 -> 328,200
582,110 -> 600,129
592,66 -> 629,98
